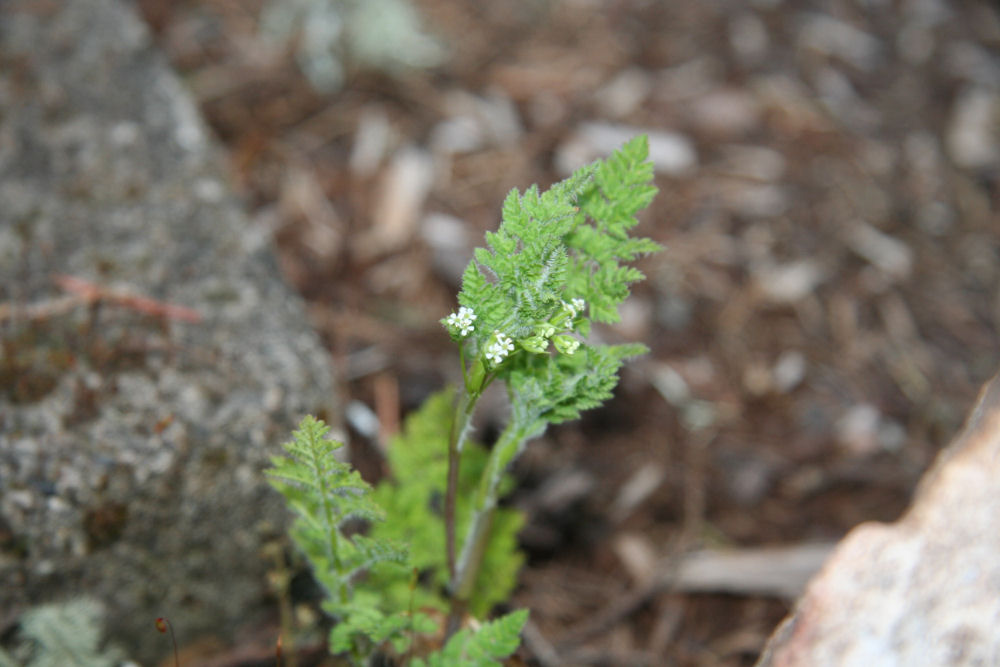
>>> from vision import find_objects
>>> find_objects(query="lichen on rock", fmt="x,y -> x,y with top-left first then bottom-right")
0,0 -> 337,661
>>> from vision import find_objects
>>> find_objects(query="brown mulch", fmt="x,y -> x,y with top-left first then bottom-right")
140,1 -> 1000,665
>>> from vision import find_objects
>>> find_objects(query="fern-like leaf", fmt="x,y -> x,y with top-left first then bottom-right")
267,416 -> 413,659
5,599 -> 122,667
413,609 -> 529,667
457,164 -> 598,345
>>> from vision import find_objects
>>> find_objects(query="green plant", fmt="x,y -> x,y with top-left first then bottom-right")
266,416 -> 416,662
269,135 -> 660,664
0,598 -> 124,667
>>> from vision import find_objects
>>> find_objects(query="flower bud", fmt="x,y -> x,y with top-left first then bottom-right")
553,334 -> 581,355
519,335 -> 549,354
534,323 -> 556,338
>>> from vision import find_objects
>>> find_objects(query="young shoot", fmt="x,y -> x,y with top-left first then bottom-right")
270,135 -> 660,664
441,134 -> 660,625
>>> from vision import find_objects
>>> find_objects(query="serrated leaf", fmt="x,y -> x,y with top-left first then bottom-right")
269,415 -> 422,660
414,609 -> 528,667
14,598 -> 122,667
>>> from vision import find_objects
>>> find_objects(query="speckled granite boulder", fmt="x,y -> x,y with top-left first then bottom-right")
757,373 -> 1000,667
0,0 -> 336,661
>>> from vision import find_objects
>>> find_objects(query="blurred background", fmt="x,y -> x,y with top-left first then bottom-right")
135,0 -> 999,664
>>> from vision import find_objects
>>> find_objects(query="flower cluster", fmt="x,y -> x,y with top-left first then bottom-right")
445,306 -> 477,337
553,335 -> 580,355
513,298 -> 588,357
566,297 -> 586,319
485,331 -> 514,365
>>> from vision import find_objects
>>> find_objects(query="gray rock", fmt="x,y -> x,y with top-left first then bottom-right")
757,373 -> 1000,666
0,0 -> 336,661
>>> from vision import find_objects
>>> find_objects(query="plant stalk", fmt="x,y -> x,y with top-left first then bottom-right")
444,385 -> 481,582
316,463 -> 348,605
447,421 -> 533,632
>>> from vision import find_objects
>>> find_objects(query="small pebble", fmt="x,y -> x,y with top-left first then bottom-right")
754,259 -> 825,303
614,533 -> 658,585
846,222 -> 913,282
689,88 -> 761,137
612,465 -> 665,522
836,403 -> 881,456
556,122 -> 696,176
595,67 -> 651,119
773,350 -> 807,393
729,13 -> 769,65
946,87 -> 1000,169
350,107 -> 391,176
798,13 -> 882,70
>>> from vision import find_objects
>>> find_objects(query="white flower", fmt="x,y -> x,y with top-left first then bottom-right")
445,306 -> 477,337
564,298 -> 586,319
485,331 -> 514,365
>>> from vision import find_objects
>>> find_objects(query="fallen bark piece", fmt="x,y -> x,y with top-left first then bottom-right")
757,372 -> 1000,667
672,543 -> 835,599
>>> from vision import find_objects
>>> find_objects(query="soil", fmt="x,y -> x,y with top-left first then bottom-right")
136,1 -> 1000,665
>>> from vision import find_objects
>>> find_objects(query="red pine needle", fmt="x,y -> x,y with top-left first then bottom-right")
53,274 -> 202,323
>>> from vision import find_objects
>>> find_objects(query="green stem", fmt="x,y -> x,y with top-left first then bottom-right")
452,500 -> 496,602
444,380 -> 484,583
316,457 -> 348,605
448,420 -> 535,629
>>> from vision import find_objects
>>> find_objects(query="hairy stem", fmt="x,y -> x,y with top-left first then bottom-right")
314,452 -> 348,605
448,420 -> 534,631
445,385 -> 481,583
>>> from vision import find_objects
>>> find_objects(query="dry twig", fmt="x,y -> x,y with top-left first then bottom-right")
0,275 -> 202,324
